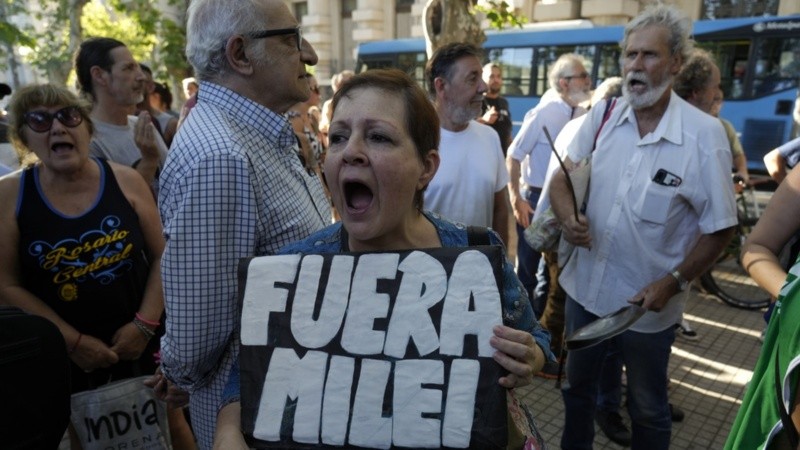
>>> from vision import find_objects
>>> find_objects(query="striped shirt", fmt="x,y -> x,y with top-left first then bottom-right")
158,81 -> 329,449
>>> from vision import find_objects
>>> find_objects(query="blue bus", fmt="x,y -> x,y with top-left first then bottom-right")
356,16 -> 800,172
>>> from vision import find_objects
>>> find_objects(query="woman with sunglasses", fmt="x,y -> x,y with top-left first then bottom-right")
0,85 -> 167,437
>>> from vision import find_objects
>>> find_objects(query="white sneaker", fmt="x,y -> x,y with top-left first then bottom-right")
677,319 -> 699,341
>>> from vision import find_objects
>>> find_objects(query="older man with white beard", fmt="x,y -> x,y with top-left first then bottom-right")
506,53 -> 591,338
549,5 -> 737,449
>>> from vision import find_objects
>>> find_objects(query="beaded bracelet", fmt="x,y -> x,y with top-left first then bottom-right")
135,312 -> 160,328
69,333 -> 83,354
132,318 -> 156,341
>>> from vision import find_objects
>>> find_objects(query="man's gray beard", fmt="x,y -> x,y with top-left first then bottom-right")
567,89 -> 590,106
452,103 -> 481,127
623,73 -> 672,110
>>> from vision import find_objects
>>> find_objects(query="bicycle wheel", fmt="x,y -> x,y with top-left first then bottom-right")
700,253 -> 771,310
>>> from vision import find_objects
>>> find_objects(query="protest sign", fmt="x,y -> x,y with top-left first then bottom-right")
238,246 -> 508,449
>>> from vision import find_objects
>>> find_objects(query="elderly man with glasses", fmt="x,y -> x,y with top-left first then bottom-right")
153,0 -> 329,447
505,53 -> 592,370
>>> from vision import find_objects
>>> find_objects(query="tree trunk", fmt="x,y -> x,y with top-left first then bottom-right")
423,0 -> 486,58
47,0 -> 87,85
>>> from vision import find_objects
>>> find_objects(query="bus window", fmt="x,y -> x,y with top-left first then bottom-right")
779,39 -> 800,79
596,44 -> 622,82
698,40 -> 750,100
485,47 -> 534,96
752,37 -> 798,96
397,52 -> 427,86
358,57 -> 394,72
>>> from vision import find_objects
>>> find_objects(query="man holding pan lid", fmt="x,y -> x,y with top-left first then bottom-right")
549,5 -> 736,449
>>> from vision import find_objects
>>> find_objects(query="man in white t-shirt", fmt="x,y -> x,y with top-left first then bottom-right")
424,42 -> 510,244
74,37 -> 168,191
550,5 -> 737,449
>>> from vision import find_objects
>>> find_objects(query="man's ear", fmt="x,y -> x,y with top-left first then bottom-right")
669,54 -> 682,76
433,76 -> 447,95
557,77 -> 569,93
90,66 -> 108,88
225,35 -> 254,76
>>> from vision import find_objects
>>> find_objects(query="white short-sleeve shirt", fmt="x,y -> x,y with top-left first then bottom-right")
425,120 -> 509,228
559,92 -> 738,332
508,96 -> 576,189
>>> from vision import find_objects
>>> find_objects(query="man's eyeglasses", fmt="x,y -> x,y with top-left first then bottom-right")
23,106 -> 84,133
564,72 -> 590,81
248,27 -> 303,51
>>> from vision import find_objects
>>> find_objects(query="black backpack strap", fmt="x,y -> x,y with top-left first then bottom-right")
466,226 -> 491,246
775,346 -> 799,448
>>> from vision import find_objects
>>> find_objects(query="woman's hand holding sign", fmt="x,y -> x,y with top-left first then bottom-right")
491,325 -> 545,388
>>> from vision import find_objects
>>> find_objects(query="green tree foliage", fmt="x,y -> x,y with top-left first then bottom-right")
0,0 -> 189,88
106,0 -> 190,80
473,0 -> 528,31
82,1 -> 155,64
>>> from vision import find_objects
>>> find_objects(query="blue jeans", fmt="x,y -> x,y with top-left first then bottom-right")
515,187 -> 542,304
597,340 -> 623,412
561,296 -> 673,450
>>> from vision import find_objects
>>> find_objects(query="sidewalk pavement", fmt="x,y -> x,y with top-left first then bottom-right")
518,286 -> 767,449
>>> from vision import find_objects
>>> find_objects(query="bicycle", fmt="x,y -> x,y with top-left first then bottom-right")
699,175 -> 772,310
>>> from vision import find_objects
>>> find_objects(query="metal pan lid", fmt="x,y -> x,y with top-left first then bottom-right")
565,304 -> 646,351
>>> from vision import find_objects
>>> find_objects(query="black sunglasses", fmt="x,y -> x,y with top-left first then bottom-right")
247,27 -> 303,51
24,106 -> 84,133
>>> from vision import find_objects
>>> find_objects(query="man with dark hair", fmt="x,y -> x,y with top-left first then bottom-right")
155,0 -> 328,447
479,63 -> 513,155
73,37 -> 167,190
424,42 -> 510,245
550,5 -> 737,449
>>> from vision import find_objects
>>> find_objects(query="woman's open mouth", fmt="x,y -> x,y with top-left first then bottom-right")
51,143 -> 75,153
344,181 -> 374,213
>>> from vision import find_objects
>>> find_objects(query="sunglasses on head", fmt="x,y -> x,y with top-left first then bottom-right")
24,106 -> 84,133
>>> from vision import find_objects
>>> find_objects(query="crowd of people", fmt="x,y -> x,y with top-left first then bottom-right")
0,0 -> 799,449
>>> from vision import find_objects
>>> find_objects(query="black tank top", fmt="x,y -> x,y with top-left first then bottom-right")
17,158 -> 150,344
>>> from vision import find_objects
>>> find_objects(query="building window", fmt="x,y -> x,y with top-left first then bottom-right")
342,0 -> 357,18
702,0 -> 778,19
396,0 -> 414,13
293,2 -> 308,23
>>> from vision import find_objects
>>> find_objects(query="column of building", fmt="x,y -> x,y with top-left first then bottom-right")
304,0 -> 334,87
352,0 -> 391,65
410,0 -> 428,38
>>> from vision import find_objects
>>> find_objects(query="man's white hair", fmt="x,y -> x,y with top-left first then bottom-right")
186,0 -> 270,81
548,54 -> 586,93
621,4 -> 694,64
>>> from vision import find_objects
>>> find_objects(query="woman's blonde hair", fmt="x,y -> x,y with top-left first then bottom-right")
7,84 -> 94,165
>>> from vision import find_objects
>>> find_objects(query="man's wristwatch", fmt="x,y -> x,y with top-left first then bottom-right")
671,270 -> 689,291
